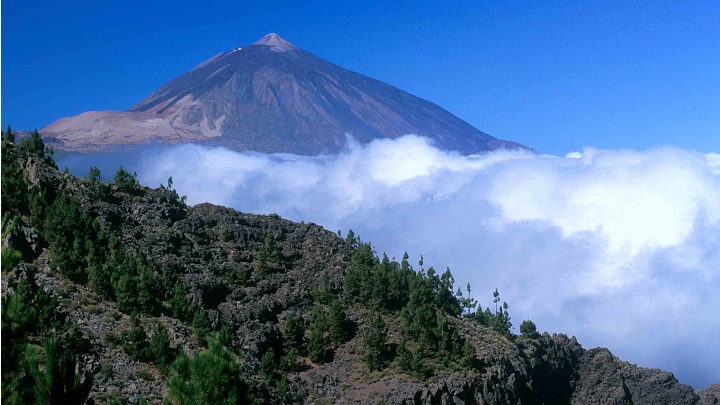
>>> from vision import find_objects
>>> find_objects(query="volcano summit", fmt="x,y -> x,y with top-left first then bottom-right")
42,33 -> 523,154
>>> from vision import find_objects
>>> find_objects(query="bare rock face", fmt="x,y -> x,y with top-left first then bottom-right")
571,348 -> 700,405
41,33 -> 523,155
698,384 -> 720,405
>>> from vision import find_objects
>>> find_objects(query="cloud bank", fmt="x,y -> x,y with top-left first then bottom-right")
60,136 -> 720,388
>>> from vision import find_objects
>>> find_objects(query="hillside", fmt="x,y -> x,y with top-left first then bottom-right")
0,131 -> 708,404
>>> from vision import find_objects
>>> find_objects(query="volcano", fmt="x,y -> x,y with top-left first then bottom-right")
42,33 -> 524,154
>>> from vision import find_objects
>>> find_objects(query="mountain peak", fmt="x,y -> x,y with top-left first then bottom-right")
253,33 -> 296,52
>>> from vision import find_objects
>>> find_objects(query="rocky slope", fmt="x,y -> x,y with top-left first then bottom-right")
40,33 -> 524,155
1,140 -> 709,404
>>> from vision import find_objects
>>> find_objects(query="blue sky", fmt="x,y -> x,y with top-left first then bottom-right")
2,0 -> 719,155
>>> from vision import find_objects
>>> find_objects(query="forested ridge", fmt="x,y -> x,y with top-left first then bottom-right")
0,128 -> 707,404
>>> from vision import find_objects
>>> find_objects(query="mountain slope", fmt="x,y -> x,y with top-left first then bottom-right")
41,33 -> 523,155
1,136 -> 707,404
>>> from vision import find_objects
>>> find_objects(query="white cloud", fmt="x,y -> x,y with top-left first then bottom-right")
60,135 -> 720,388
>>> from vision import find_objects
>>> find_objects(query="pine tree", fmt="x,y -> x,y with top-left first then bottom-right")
171,281 -> 189,321
254,231 -> 282,275
362,312 -> 388,371
122,316 -> 150,361
165,337 -> 244,405
218,323 -> 235,349
282,314 -> 305,352
2,125 -> 15,142
136,260 -> 158,314
328,300 -> 349,345
149,322 -> 173,367
520,319 -> 540,339
114,166 -> 138,192
192,306 -> 212,345
460,340 -> 478,369
26,338 -> 93,405
260,350 -> 276,379
20,130 -> 55,168
307,325 -> 328,364
308,307 -> 329,364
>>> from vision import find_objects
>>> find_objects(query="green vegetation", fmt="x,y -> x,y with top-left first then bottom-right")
87,167 -> 110,199
1,271 -> 90,404
121,317 -> 175,368
469,288 -> 513,337
328,299 -> 351,345
192,306 -> 212,345
520,319 -> 541,339
165,337 -> 248,404
20,129 -> 56,169
337,231 -> 526,377
114,166 -> 138,192
122,316 -> 151,361
282,314 -> 305,354
254,231 -> 283,275
25,338 -> 93,404
2,125 -> 16,143
307,306 -> 330,364
362,311 -> 389,371
171,281 -> 191,321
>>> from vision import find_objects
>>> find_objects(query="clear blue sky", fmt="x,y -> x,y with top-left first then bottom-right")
2,0 -> 719,155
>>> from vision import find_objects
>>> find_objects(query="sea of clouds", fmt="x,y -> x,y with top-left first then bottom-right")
58,135 -> 720,388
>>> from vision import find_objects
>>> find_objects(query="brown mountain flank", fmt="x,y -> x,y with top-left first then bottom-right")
41,33 -> 525,155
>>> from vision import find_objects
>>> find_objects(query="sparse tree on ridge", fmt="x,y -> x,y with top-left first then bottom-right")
520,319 -> 540,339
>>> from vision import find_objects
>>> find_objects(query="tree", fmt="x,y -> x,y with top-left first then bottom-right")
520,319 -> 540,339
1,143 -> 29,214
149,322 -> 173,367
218,323 -> 235,349
254,231 -> 282,275
460,340 -> 478,369
87,167 -> 101,183
87,167 -> 110,199
483,289 -> 512,337
1,278 -> 38,339
114,166 -> 138,192
20,130 -> 55,167
280,314 -> 305,371
26,338 -> 93,405
136,260 -> 159,314
494,302 -> 512,337
171,281 -> 190,322
362,311 -> 388,371
457,282 -> 478,316
307,306 -> 329,364
328,300 -> 350,345
192,306 -> 212,345
165,337 -> 246,405
435,267 -> 461,316
307,325 -> 328,364
282,314 -> 305,352
2,125 -> 15,143
260,349 -> 276,379
122,316 -> 150,361
2,246 -> 23,272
